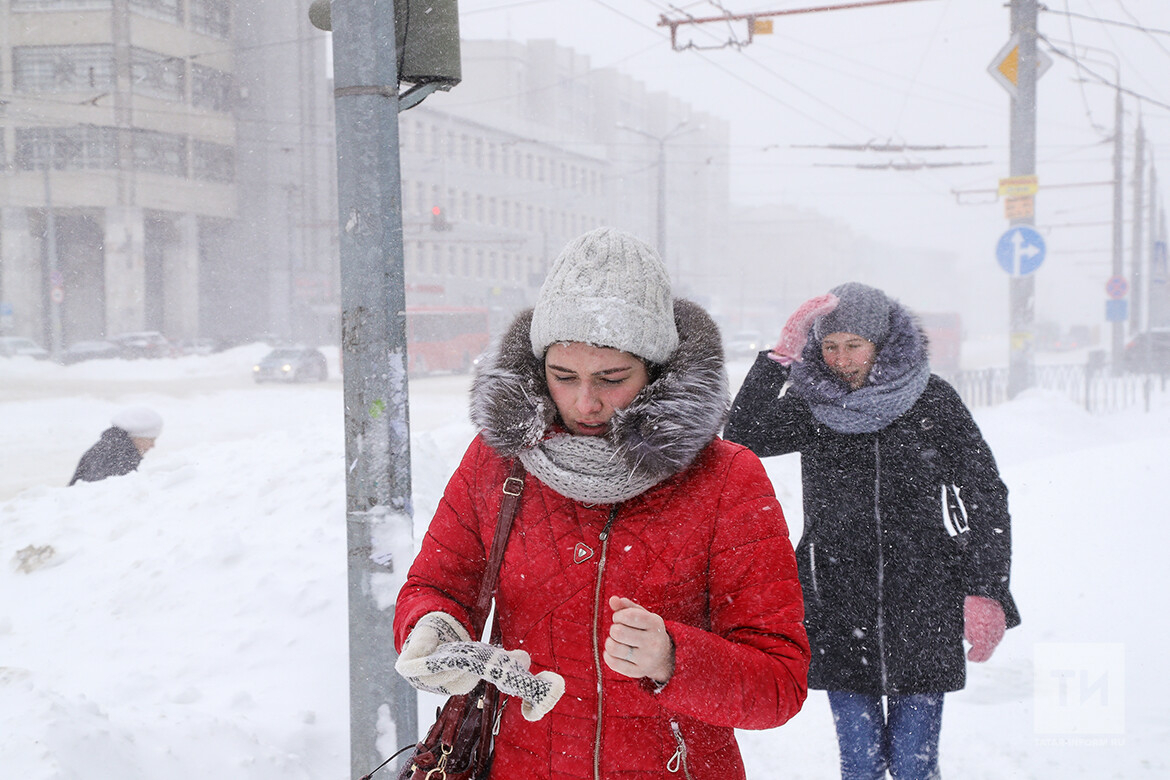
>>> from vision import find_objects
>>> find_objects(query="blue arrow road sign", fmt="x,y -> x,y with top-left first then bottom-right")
996,225 -> 1047,276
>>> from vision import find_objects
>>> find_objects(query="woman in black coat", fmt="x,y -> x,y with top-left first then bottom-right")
725,283 -> 1019,780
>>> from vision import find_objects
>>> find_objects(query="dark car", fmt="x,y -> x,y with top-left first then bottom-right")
60,340 -> 123,364
253,346 -> 328,383
111,331 -> 175,359
1123,329 -> 1170,374
0,336 -> 50,360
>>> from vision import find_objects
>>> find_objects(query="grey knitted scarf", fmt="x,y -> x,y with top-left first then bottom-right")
518,434 -> 664,504
789,302 -> 931,434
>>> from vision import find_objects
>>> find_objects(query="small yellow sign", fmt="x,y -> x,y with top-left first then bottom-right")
999,175 -> 1039,198
752,18 -> 774,35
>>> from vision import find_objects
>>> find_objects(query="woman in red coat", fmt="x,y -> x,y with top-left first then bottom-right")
394,227 -> 809,780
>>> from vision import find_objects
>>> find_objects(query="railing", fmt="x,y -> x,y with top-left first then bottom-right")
951,364 -> 1168,414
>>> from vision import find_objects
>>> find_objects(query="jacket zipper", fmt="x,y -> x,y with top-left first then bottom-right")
668,721 -> 693,778
873,440 -> 889,691
808,541 -> 820,602
592,504 -> 620,780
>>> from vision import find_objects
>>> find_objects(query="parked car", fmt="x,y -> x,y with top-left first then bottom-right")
252,346 -> 328,383
111,331 -> 174,359
0,336 -> 50,360
1123,329 -> 1170,374
60,340 -> 123,364
176,337 -> 220,356
725,330 -> 765,359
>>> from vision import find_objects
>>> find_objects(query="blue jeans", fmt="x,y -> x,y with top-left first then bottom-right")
827,690 -> 944,780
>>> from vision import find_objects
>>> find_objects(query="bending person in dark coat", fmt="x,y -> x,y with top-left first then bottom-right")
725,282 -> 1019,780
69,407 -> 164,485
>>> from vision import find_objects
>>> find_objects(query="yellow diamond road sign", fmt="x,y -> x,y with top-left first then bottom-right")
988,34 -> 1053,98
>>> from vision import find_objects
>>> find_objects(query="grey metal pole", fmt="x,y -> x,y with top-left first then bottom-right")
329,1 -> 417,776
1007,0 -> 1038,398
1110,85 -> 1124,374
1130,119 -> 1145,335
656,139 -> 667,263
42,163 -> 63,360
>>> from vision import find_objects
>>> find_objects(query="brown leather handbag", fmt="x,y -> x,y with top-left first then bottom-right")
394,460 -> 526,780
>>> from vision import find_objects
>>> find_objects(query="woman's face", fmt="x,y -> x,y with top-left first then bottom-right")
821,331 -> 877,390
544,342 -> 650,436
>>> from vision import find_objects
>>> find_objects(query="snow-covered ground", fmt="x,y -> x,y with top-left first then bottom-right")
2,347 -> 1167,778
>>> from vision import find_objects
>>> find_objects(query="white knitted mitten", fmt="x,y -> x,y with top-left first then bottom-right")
395,612 -> 475,695
423,642 -> 565,721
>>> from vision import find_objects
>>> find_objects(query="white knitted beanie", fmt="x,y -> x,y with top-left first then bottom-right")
529,227 -> 678,363
111,406 -> 163,439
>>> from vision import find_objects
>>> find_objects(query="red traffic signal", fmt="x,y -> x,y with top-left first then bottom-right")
431,206 -> 451,231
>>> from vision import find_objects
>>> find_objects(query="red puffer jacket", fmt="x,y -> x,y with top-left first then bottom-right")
395,434 -> 809,780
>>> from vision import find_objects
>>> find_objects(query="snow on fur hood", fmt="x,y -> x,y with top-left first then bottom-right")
469,299 -> 729,482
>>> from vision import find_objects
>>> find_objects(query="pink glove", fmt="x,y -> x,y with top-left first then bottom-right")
768,294 -> 839,365
964,595 -> 1006,662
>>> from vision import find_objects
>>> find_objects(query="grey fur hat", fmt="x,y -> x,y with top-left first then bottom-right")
813,282 -> 892,346
529,227 -> 679,363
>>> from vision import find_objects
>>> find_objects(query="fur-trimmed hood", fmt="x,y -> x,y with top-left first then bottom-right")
469,299 -> 729,483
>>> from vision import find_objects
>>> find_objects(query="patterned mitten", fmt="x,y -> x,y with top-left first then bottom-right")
964,595 -> 1006,662
419,642 -> 565,721
395,612 -> 475,695
768,293 -> 839,365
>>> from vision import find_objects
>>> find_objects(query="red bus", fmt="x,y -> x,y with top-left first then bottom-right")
406,306 -> 491,375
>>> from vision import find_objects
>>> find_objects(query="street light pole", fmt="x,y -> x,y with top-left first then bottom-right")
42,158 -> 63,361
616,121 -> 694,274
1110,83 -> 1125,373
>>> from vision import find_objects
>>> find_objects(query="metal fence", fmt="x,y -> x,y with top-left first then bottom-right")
950,364 -> 1169,414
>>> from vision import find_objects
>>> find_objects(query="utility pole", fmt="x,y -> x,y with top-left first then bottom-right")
616,122 -> 694,274
327,1 -> 417,776
1007,0 -> 1038,397
1130,118 -> 1145,335
1110,85 -> 1125,373
42,161 -> 63,360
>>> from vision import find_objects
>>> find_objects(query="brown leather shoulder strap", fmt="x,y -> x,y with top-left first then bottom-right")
471,459 -> 525,638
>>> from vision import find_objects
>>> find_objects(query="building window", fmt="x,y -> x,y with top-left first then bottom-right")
12,0 -> 110,9
130,0 -> 180,23
13,45 -> 115,93
15,126 -> 119,170
191,139 -> 234,182
131,48 -> 185,102
133,129 -> 187,176
191,63 -> 234,112
189,0 -> 231,38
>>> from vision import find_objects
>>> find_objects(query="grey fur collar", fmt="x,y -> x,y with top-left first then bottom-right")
469,299 -> 729,483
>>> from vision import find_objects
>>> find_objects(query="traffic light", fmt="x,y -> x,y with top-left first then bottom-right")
431,206 -> 451,231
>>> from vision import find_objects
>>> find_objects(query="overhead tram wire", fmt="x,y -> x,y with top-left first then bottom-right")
640,0 -> 1009,174
1040,5 -> 1170,39
631,0 -> 892,141
1038,34 -> 1170,113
